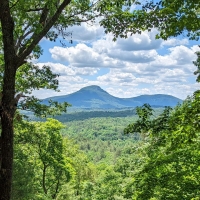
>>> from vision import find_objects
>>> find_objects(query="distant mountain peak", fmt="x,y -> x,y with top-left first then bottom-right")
83,85 -> 101,89
80,85 -> 104,91
78,85 -> 109,95
43,85 -> 183,109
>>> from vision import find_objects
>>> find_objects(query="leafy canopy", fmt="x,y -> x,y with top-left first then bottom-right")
125,91 -> 200,199
102,0 -> 200,40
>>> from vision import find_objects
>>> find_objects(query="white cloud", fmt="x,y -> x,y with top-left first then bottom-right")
191,45 -> 200,52
92,30 -> 162,53
66,22 -> 104,42
162,38 -> 189,46
49,44 -> 126,68
103,81 -> 199,100
107,49 -> 158,63
97,70 -> 137,84
168,45 -> 197,66
50,44 -> 103,67
135,45 -> 198,74
36,62 -> 99,76
115,30 -> 162,51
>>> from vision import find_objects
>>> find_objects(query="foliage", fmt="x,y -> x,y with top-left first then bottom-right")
124,91 -> 200,199
12,119 -> 71,199
124,104 -> 154,134
14,63 -> 71,116
102,0 -> 200,40
0,50 -> 70,117
12,118 -> 96,200
194,47 -> 200,82
55,109 -> 137,122
63,116 -> 140,163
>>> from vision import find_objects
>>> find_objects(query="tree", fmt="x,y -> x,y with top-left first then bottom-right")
124,104 -> 154,137
11,119 -> 73,200
12,118 -> 96,200
0,0 -> 140,199
124,91 -> 200,199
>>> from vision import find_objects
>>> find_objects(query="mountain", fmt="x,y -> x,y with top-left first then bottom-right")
42,85 -> 182,109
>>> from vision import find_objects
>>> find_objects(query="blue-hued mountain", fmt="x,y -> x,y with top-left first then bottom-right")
42,85 -> 182,109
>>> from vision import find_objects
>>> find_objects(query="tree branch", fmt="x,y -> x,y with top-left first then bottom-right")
14,93 -> 28,104
18,0 -> 72,67
42,163 -> 48,194
15,30 -> 33,52
26,8 -> 44,12
9,0 -> 20,10
39,5 -> 49,25
52,171 -> 61,199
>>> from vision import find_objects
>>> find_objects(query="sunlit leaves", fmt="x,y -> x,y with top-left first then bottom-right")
15,63 -> 59,94
13,119 -> 72,199
130,92 -> 200,199
12,118 -> 97,199
124,104 -> 154,134
102,0 -> 200,41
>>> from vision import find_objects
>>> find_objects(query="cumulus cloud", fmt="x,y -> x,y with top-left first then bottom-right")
36,62 -> 99,76
104,81 -> 199,100
107,49 -> 158,63
92,30 -> 162,53
115,30 -> 162,51
162,38 -> 189,46
50,44 -> 103,67
97,70 -> 137,84
136,45 -> 197,73
49,44 -> 126,68
66,22 -> 104,42
168,45 -> 197,65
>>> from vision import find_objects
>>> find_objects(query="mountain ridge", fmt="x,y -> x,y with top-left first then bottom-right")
42,85 -> 182,109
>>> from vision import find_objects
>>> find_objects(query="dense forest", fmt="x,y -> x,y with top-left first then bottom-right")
11,91 -> 200,199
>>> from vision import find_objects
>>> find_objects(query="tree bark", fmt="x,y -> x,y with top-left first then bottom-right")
0,83 -> 16,200
0,0 -> 18,199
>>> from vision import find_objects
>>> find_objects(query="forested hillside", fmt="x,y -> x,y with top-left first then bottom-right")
63,117 -> 138,163
12,91 -> 200,199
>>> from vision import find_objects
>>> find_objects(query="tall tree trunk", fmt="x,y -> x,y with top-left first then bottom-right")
0,0 -> 17,199
0,42 -> 17,200
0,70 -> 16,200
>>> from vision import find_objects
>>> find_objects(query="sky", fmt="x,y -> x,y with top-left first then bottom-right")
33,22 -> 200,100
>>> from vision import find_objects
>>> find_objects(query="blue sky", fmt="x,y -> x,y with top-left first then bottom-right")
33,22 -> 199,100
